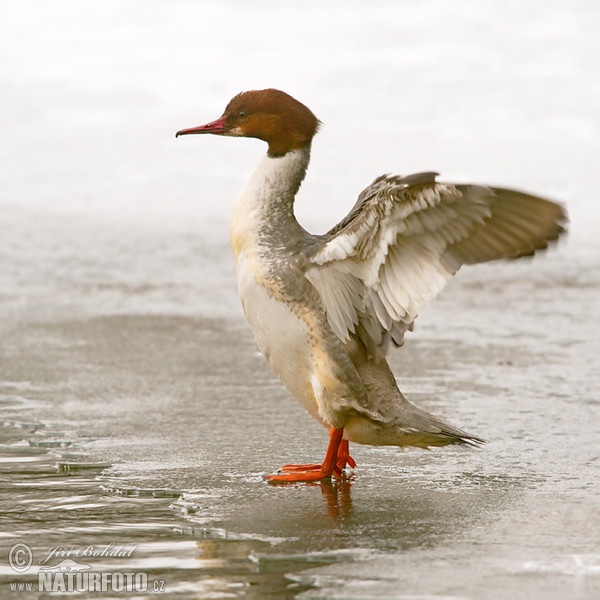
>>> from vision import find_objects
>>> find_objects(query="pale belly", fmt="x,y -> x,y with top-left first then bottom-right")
235,252 -> 324,424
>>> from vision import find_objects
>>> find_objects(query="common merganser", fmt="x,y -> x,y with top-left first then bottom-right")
176,89 -> 567,483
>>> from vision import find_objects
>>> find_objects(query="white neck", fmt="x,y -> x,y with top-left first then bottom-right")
230,147 -> 310,258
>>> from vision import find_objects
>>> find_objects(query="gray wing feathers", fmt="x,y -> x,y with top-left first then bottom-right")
306,173 -> 567,358
442,186 -> 566,271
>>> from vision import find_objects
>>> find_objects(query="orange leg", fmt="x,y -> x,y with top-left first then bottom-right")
336,439 -> 356,471
266,428 -> 356,483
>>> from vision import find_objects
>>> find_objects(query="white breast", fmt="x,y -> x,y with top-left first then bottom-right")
235,251 -> 321,421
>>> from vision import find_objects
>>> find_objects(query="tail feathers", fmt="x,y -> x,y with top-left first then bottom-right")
391,405 -> 486,449
345,403 -> 486,448
401,425 -> 486,449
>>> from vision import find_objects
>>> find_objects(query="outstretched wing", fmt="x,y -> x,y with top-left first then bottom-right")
305,172 -> 567,359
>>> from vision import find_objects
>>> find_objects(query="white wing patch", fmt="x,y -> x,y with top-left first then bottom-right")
305,265 -> 363,341
308,182 -> 459,343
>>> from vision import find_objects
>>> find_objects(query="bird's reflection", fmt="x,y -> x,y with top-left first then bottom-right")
268,473 -> 355,519
318,476 -> 354,520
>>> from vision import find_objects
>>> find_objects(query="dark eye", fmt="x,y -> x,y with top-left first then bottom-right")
237,111 -> 247,118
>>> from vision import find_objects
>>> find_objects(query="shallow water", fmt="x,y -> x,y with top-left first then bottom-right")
2,1 -> 600,598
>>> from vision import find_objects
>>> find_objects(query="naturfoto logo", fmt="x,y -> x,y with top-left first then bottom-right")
7,542 -> 166,594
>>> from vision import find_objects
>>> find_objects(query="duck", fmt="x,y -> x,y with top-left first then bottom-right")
176,88 -> 567,482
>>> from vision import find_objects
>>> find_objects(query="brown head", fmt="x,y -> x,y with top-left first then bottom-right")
176,89 -> 321,157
